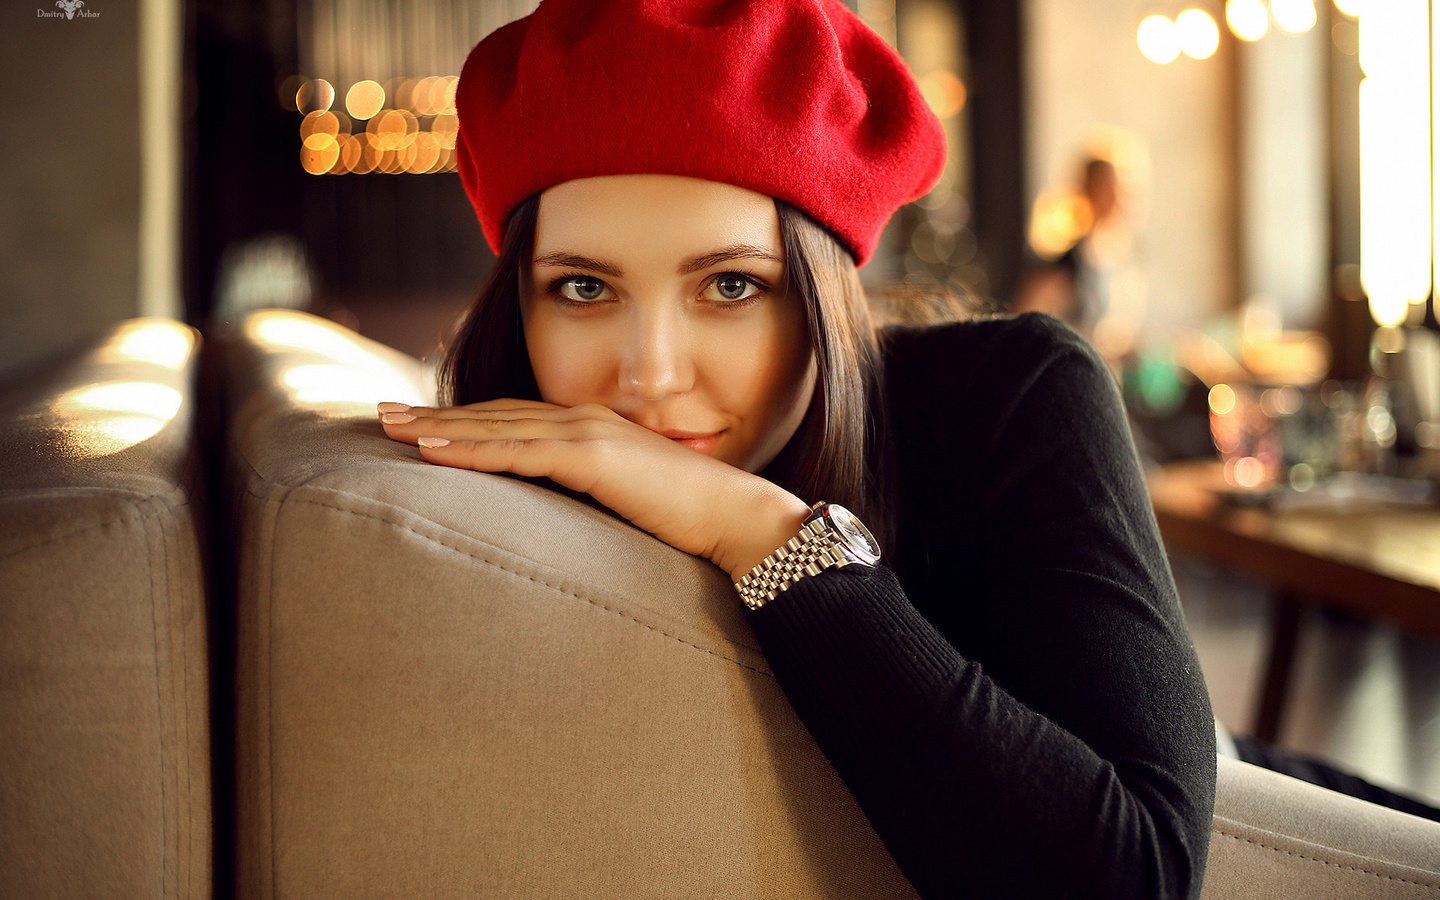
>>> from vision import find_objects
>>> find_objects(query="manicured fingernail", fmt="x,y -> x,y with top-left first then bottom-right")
381,412 -> 416,424
417,436 -> 450,448
378,402 -> 411,413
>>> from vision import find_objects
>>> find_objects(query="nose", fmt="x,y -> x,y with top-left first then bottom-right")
619,307 -> 693,401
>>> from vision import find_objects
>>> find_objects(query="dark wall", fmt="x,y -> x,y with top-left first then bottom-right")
0,5 -> 141,377
185,0 -> 489,329
186,0 -> 303,324
959,0 -> 1027,305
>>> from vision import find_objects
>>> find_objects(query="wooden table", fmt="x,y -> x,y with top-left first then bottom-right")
1147,459 -> 1440,742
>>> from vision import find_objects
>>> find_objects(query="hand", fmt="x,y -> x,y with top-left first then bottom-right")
378,400 -> 810,581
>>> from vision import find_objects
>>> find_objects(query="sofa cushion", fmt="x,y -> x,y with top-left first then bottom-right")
1204,755 -> 1440,898
0,318 -> 212,897
224,309 -> 915,898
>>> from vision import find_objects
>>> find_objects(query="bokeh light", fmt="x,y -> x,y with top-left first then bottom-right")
1272,0 -> 1318,33
1028,188 -> 1092,258
918,70 -> 967,119
437,76 -> 459,114
1138,14 -> 1181,64
370,108 -> 418,151
300,110 -> 340,140
1209,383 -> 1238,417
352,133 -> 379,174
345,80 -> 386,120
409,132 -> 442,174
431,112 -> 458,148
336,134 -> 362,174
300,133 -> 340,175
1226,0 -> 1269,41
391,77 -> 416,114
278,74 -> 306,112
1177,8 -> 1221,59
295,78 -> 335,114
1208,383 -> 1282,490
293,73 -> 465,175
1359,0 -> 1431,327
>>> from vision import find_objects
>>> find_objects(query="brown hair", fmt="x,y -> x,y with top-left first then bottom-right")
438,195 -> 898,551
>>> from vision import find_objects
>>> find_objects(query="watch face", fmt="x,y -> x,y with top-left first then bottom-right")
827,505 -> 881,564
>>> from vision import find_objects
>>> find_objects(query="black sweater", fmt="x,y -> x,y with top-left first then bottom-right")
749,314 -> 1216,898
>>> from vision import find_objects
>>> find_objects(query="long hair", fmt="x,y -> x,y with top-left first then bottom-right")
438,195 -> 898,552
440,196 -> 541,405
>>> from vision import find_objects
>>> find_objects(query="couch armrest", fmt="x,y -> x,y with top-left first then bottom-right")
1204,755 -> 1440,898
224,310 -> 914,899
0,318 -> 212,897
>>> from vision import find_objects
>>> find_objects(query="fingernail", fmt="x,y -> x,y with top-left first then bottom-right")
381,412 -> 416,424
378,402 -> 411,414
417,436 -> 451,448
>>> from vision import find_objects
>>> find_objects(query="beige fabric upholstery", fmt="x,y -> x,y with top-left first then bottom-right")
222,309 -> 1440,898
1205,755 -> 1440,898
0,318 -> 212,897
223,310 -> 914,898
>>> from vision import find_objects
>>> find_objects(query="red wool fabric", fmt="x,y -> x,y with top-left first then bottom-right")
454,0 -> 947,265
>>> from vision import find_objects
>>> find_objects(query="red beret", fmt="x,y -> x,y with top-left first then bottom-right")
454,0 -> 947,266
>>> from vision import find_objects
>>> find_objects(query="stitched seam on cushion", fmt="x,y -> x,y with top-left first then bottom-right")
264,487 -> 285,900
1213,826 -> 1440,889
234,473 -> 288,899
171,515 -> 191,897
143,511 -> 171,897
282,493 -> 775,679
0,506 -> 181,562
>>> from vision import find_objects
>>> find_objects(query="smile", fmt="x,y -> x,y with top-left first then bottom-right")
659,430 -> 724,456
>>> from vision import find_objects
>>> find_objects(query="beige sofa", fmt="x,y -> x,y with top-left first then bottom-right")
4,309 -> 1440,897
0,319 -> 212,897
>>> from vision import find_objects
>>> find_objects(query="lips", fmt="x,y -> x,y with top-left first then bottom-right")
656,428 -> 724,456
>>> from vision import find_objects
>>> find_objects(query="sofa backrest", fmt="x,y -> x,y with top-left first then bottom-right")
223,309 -> 916,898
0,318 -> 212,897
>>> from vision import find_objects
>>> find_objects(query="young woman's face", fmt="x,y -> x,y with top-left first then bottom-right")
522,174 -> 817,474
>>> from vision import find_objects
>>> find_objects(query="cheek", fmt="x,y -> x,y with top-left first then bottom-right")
523,310 -> 609,405
723,304 -> 815,469
757,335 -> 816,433
760,303 -> 815,413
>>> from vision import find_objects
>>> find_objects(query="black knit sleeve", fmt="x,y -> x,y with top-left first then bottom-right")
746,314 -> 1216,899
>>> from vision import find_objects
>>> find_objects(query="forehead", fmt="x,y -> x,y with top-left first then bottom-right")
534,175 -> 782,261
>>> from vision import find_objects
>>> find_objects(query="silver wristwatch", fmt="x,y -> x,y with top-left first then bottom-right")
734,502 -> 881,610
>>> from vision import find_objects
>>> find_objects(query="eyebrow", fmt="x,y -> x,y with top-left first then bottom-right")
678,245 -> 783,274
531,245 -> 782,278
531,252 -> 623,277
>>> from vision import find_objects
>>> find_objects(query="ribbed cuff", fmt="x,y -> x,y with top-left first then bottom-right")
746,564 -> 966,734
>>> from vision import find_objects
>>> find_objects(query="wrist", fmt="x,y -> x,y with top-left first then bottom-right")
717,485 -> 811,582
732,501 -> 883,609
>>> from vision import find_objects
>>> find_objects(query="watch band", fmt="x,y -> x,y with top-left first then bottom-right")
734,502 -> 879,610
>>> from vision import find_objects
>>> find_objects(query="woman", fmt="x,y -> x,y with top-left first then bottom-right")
379,1 -> 1216,896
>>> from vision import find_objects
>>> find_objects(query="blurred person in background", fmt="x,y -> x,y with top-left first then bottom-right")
1015,154 -> 1148,363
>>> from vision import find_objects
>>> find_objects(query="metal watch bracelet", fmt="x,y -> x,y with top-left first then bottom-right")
734,509 -> 848,609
